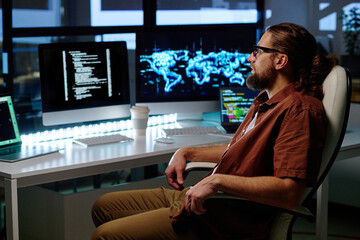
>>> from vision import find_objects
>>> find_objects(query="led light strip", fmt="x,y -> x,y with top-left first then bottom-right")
21,114 -> 177,144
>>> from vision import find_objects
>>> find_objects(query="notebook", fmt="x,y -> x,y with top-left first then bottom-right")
0,94 -> 63,162
219,87 -> 259,133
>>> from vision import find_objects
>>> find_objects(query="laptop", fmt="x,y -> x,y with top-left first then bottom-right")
0,94 -> 63,162
219,87 -> 259,133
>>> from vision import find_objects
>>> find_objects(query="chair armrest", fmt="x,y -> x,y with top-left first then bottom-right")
185,162 -> 315,222
184,161 -> 217,173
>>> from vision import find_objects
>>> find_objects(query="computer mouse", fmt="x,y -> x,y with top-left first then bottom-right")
154,137 -> 175,144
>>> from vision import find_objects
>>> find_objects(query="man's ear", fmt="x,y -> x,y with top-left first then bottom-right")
274,54 -> 288,70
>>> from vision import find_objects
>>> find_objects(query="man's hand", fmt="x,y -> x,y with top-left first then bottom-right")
165,149 -> 187,190
185,175 -> 218,215
165,144 -> 227,190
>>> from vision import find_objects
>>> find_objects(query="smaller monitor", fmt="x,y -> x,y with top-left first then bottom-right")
220,87 -> 259,133
39,41 -> 130,126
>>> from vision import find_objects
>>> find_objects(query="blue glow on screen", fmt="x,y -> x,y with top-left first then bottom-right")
136,27 -> 257,102
140,49 -> 250,94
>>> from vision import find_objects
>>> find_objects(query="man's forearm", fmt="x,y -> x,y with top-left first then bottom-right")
211,174 -> 306,210
166,144 -> 228,190
182,144 -> 228,163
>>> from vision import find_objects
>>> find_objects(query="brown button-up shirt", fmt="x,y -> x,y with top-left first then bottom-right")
171,84 -> 327,239
214,84 -> 326,186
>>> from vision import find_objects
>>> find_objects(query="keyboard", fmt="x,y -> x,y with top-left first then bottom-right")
162,126 -> 225,136
72,134 -> 134,147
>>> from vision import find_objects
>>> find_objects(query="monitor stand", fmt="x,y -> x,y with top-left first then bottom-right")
176,111 -> 221,128
176,112 -> 203,121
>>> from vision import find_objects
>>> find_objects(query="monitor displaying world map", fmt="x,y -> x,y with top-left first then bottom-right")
136,24 -> 258,104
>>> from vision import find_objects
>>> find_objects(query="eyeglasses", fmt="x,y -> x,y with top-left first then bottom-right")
252,45 -> 280,57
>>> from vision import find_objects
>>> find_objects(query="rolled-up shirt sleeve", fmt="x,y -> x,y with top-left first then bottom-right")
273,107 -> 326,186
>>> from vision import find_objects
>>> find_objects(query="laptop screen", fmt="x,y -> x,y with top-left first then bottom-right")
220,87 -> 259,132
0,96 -> 21,147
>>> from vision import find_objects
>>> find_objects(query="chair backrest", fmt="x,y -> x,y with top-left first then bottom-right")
300,65 -> 352,204
269,66 -> 352,240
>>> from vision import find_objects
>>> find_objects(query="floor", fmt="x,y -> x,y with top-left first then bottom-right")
292,201 -> 360,240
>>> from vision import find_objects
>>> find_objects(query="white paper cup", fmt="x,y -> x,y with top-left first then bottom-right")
130,106 -> 150,135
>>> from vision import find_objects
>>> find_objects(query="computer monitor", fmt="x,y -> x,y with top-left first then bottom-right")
39,41 -> 130,126
220,87 -> 259,133
135,24 -> 258,119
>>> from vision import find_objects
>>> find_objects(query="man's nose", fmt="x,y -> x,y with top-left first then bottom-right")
247,52 -> 255,63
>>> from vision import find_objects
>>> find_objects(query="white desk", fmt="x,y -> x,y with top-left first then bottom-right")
0,124 -> 359,240
0,125 -> 233,240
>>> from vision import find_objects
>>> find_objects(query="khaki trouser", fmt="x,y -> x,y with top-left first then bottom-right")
91,187 -> 202,240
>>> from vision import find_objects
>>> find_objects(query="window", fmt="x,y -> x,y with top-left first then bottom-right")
156,0 -> 258,25
11,0 -> 143,28
91,0 -> 143,26
0,7 -> 3,90
311,1 -> 360,102
3,0 -> 263,132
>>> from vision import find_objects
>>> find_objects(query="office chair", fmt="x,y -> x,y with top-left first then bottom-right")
184,65 -> 352,240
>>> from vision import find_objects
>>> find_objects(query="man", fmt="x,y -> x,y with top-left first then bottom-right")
91,23 -> 336,239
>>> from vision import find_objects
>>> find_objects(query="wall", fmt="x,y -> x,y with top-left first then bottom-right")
264,0 -> 359,57
264,0 -> 310,30
264,0 -> 360,208
349,103 -> 360,127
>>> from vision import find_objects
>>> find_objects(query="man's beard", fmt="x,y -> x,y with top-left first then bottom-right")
246,64 -> 276,91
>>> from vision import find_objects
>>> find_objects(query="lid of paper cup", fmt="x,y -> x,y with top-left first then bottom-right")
131,105 -> 150,112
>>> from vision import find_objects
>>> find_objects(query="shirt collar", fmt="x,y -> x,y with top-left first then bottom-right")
253,84 -> 297,111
